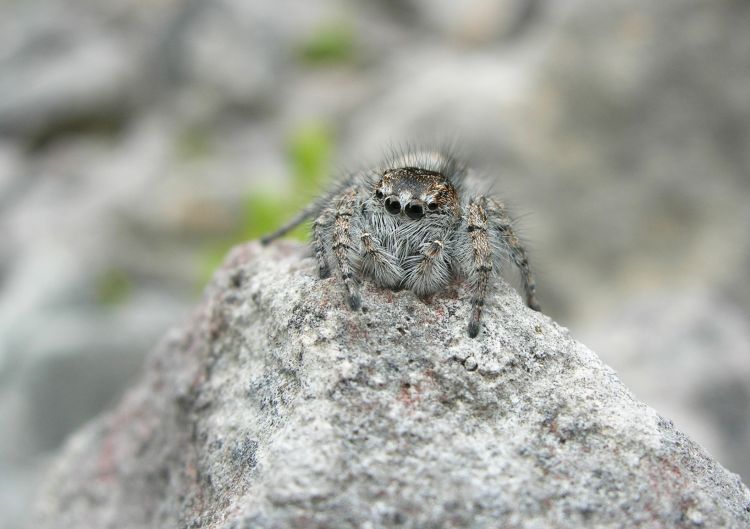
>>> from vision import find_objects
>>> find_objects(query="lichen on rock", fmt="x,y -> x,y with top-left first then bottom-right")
34,242 -> 750,529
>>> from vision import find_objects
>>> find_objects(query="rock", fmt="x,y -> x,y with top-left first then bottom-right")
405,0 -> 543,43
510,0 -> 750,321
0,18 -> 140,143
34,242 -> 750,529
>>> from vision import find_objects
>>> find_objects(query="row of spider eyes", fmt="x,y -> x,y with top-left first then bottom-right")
373,189 -> 438,219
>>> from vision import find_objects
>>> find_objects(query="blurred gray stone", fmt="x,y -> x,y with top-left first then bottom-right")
34,243 -> 750,529
0,141 -> 23,207
407,0 -> 543,43
0,21 -> 140,141
0,124 -> 191,529
159,0 -> 285,120
510,0 -> 750,319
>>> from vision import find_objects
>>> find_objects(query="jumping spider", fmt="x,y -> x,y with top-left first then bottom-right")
261,149 -> 541,337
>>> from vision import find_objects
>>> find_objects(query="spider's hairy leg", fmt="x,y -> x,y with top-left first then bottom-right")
485,199 -> 541,312
312,209 -> 333,278
332,188 -> 362,310
260,202 -> 318,245
360,232 -> 401,288
403,238 -> 452,297
465,201 -> 493,338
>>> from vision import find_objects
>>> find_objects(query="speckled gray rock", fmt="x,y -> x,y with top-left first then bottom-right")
34,242 -> 750,529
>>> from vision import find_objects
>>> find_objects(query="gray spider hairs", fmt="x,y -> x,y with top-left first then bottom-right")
261,147 -> 541,338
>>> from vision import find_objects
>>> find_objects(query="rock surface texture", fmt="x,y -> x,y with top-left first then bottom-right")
34,243 -> 750,529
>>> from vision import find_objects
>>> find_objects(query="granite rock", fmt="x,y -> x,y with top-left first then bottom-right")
34,242 -> 750,529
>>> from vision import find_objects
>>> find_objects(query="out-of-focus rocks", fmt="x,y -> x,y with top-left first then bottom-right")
0,3 -> 142,143
406,0 -> 544,43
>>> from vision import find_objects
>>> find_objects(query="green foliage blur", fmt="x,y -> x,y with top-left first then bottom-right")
96,268 -> 133,306
198,122 -> 335,288
298,20 -> 357,66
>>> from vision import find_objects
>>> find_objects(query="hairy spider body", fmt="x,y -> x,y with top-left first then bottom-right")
261,149 -> 541,337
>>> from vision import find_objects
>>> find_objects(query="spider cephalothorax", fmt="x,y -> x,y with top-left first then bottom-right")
261,148 -> 541,338
375,167 -> 460,218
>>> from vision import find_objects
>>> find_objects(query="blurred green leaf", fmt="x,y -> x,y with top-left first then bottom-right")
298,21 -> 356,65
196,122 -> 335,290
196,193 -> 310,290
176,127 -> 213,160
241,194 -> 291,239
96,269 -> 132,306
287,122 -> 334,195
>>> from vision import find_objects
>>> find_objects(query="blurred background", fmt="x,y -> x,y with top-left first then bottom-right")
1,0 -> 748,525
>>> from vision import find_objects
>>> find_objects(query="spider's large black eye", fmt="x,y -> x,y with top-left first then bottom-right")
375,189 -> 384,199
405,201 -> 425,220
427,202 -> 438,211
384,196 -> 401,215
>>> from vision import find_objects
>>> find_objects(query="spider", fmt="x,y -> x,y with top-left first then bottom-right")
261,148 -> 541,338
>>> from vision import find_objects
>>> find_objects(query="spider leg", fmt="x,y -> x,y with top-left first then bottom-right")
360,232 -> 402,289
332,188 -> 362,310
483,199 -> 541,312
260,202 -> 319,245
403,238 -> 453,297
465,201 -> 493,338
312,209 -> 333,278
261,177 -> 359,245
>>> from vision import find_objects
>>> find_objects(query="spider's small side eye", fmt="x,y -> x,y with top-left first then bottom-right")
375,189 -> 384,199
427,202 -> 438,211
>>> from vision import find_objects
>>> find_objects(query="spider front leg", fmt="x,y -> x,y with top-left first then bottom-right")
360,232 -> 402,289
403,238 -> 453,297
465,201 -> 493,338
331,188 -> 362,310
